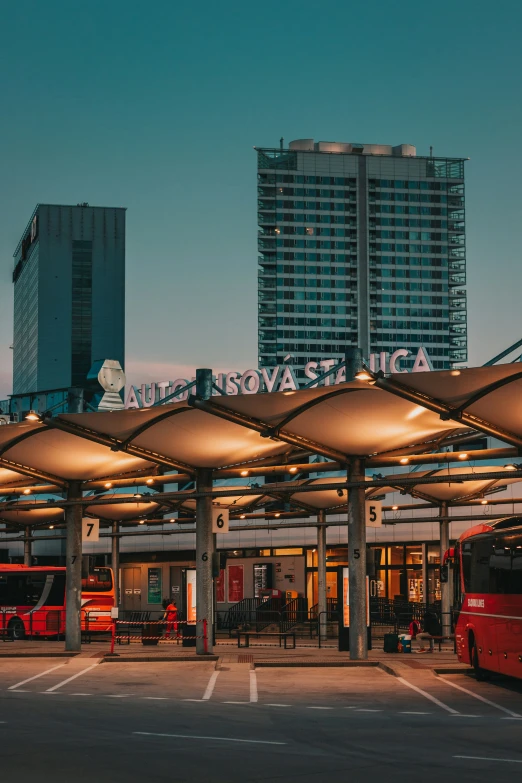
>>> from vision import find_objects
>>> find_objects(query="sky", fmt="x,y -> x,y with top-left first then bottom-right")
0,0 -> 521,398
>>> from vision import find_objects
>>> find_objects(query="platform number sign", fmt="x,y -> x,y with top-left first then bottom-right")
365,501 -> 382,528
212,507 -> 229,533
82,518 -> 100,542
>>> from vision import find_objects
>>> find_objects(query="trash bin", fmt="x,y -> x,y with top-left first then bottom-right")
142,622 -> 161,646
182,624 -> 197,648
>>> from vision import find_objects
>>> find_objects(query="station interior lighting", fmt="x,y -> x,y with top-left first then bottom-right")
391,505 -> 399,510
146,478 -> 154,485
480,499 -> 488,505
274,512 -> 281,518
104,482 -> 112,489
399,457 -> 409,465
25,410 -> 40,422
134,493 -> 142,499
22,488 -> 31,495
354,369 -> 373,382
458,453 -> 468,460
289,466 -> 298,473
240,470 -> 249,477
240,514 -> 246,519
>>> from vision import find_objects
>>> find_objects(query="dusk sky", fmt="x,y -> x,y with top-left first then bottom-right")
1,0 -> 521,398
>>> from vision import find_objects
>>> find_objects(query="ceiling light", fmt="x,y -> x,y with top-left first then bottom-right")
480,499 -> 488,505
240,470 -> 249,477
392,505 -> 399,511
22,489 -> 31,495
146,478 -> 154,485
354,370 -> 373,382
134,493 -> 142,499
139,520 -> 145,524
274,512 -> 281,518
240,514 -> 246,519
504,464 -> 517,471
25,410 -> 40,422
104,482 -> 112,489
399,458 -> 409,465
49,525 -> 54,529
450,370 -> 461,376
458,453 -> 468,460
289,467 -> 298,473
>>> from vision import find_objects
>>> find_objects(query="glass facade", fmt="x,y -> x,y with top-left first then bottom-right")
71,240 -> 93,388
257,143 -> 467,373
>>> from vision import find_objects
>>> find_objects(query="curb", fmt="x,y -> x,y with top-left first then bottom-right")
433,667 -> 472,675
101,655 -> 220,663
377,662 -> 399,676
254,661 -> 380,668
0,652 -> 78,658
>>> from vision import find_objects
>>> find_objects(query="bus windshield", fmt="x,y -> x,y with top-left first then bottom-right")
81,567 -> 113,593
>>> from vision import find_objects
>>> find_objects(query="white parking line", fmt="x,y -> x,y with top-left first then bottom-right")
400,711 -> 431,715
45,664 -> 99,693
134,731 -> 286,746
142,697 -> 168,701
250,670 -> 258,703
439,677 -> 521,718
202,671 -> 220,701
266,704 -> 291,707
8,664 -> 66,691
355,709 -> 382,712
307,706 -> 333,710
396,676 -> 459,714
454,755 -> 522,764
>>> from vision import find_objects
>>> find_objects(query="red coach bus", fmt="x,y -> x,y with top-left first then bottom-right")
0,565 -> 115,640
449,516 -> 522,680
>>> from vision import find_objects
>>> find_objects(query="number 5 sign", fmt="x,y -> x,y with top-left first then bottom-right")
212,507 -> 229,533
365,501 -> 382,528
82,518 -> 100,542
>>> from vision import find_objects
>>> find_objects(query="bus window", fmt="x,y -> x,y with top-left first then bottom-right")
489,540 -> 511,594
82,568 -> 113,592
462,537 -> 491,593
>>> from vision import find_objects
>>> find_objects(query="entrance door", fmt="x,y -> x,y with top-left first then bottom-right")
122,567 -> 141,611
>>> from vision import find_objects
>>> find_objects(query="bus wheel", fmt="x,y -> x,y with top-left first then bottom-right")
8,619 -> 26,641
472,639 -> 489,681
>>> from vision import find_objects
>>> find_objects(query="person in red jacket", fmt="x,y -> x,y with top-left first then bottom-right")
163,599 -> 178,639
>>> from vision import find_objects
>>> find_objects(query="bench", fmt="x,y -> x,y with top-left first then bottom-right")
116,611 -> 152,645
418,634 -> 455,653
237,631 -> 296,649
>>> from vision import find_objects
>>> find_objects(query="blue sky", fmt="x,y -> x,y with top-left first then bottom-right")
0,0 -> 520,396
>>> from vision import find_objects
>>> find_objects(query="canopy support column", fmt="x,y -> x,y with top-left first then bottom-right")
421,542 -> 428,606
23,527 -> 32,566
439,502 -> 451,637
65,481 -> 83,652
196,468 -> 214,655
317,511 -> 327,641
112,522 -> 120,606
348,457 -> 367,660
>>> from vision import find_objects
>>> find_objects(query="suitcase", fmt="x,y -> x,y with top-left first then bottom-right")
383,633 -> 399,653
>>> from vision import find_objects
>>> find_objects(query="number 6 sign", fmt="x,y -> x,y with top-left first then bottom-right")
82,518 -> 100,542
212,507 -> 229,533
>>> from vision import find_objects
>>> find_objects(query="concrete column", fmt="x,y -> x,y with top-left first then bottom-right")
439,502 -> 451,636
23,527 -> 32,566
111,522 -> 120,606
317,510 -> 327,641
196,468 -> 214,654
65,481 -> 83,652
421,542 -> 428,606
347,457 -> 367,660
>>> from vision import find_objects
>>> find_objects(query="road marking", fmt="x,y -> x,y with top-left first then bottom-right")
399,711 -> 431,715
451,714 -> 482,718
223,701 -> 250,705
266,704 -> 291,707
396,676 -> 459,714
183,699 -> 205,702
306,706 -> 333,710
355,709 -> 382,712
107,694 -> 132,698
8,664 -> 66,691
454,755 -> 522,764
250,670 -> 258,703
71,693 -> 91,696
202,671 -> 220,701
439,676 -> 522,718
502,716 -> 522,720
45,664 -> 99,693
142,697 -> 168,700
133,731 -> 286,746
8,690 -> 29,693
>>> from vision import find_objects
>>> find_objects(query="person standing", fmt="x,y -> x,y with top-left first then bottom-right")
163,599 -> 178,639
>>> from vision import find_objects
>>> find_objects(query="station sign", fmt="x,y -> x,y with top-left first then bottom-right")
125,347 -> 433,409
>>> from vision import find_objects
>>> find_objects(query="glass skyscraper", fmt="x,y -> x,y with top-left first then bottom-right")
12,203 -> 125,397
256,139 -> 467,373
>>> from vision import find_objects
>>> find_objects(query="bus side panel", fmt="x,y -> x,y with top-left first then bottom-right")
458,596 -> 501,675
496,595 -> 522,678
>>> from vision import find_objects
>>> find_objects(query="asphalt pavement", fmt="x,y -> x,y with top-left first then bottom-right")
1,657 -> 522,782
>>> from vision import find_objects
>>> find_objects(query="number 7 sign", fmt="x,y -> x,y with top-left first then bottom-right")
82,518 -> 100,542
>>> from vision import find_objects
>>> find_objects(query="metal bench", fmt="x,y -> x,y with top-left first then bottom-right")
237,631 -> 296,649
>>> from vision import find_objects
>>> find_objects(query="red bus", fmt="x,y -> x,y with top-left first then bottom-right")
0,565 -> 115,640
450,517 -> 522,680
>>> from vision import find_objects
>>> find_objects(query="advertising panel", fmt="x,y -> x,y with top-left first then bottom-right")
228,564 -> 244,602
186,569 -> 197,623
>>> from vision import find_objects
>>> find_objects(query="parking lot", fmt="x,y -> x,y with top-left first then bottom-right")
1,655 -> 522,781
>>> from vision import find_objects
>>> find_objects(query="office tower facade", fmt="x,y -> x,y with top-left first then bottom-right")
12,203 -> 125,396
256,139 -> 467,373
